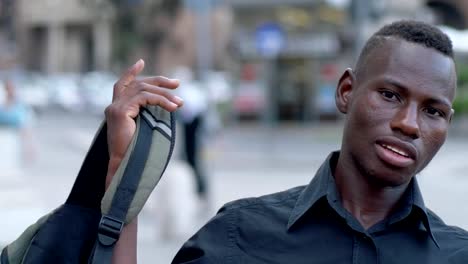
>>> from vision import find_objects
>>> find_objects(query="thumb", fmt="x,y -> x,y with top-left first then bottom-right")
115,59 -> 145,94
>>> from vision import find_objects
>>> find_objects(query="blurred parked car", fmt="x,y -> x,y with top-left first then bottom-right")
204,71 -> 233,130
80,72 -> 117,115
16,74 -> 50,113
232,81 -> 267,119
0,70 -> 50,113
204,71 -> 232,104
47,74 -> 84,112
232,64 -> 268,120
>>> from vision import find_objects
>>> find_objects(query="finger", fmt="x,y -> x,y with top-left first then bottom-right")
140,76 -> 180,90
133,91 -> 180,112
114,59 -> 145,96
137,83 -> 184,106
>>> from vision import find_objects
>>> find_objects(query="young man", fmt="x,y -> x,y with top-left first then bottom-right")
108,21 -> 468,263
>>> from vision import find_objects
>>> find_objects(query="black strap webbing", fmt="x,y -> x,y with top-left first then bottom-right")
89,116 -> 153,264
1,247 -> 9,264
66,123 -> 109,209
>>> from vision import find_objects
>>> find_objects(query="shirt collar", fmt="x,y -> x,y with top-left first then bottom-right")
287,151 -> 338,229
287,151 -> 439,248
396,177 -> 440,248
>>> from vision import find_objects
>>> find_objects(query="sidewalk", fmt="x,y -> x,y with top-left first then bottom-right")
0,111 -> 466,263
0,171 -> 48,246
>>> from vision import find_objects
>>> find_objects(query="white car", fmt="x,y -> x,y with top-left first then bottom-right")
80,72 -> 117,115
47,74 -> 84,112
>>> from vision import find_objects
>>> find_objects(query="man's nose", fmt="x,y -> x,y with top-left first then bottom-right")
390,103 -> 420,139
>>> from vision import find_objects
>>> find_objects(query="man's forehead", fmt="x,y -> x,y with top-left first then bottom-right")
361,38 -> 457,100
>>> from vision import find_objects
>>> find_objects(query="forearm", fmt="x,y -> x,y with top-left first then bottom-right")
112,217 -> 138,263
107,157 -> 138,264
102,59 -> 182,263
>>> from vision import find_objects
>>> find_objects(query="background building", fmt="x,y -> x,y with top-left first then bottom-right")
15,0 -> 115,73
427,0 -> 468,29
227,0 -> 348,122
0,0 -> 466,121
0,0 -> 16,70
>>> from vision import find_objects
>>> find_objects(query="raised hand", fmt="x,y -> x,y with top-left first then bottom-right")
104,59 -> 183,187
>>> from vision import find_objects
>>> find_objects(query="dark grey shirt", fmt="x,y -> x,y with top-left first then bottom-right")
173,152 -> 468,263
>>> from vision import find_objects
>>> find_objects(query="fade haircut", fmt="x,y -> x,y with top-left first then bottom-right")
355,20 -> 454,78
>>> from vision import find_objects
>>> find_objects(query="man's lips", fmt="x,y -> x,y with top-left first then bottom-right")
375,137 -> 417,168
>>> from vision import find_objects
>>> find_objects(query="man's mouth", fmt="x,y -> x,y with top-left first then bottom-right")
375,139 -> 417,168
379,143 -> 410,158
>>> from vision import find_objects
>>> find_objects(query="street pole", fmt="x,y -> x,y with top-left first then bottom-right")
190,0 -> 213,81
351,0 -> 368,61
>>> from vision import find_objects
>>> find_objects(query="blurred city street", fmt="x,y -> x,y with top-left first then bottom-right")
2,0 -> 468,263
0,110 -> 466,263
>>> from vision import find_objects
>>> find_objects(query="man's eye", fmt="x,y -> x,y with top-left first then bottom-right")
424,107 -> 444,117
380,91 -> 399,101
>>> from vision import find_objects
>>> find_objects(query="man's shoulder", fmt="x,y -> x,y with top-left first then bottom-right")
219,185 -> 306,213
427,209 -> 468,248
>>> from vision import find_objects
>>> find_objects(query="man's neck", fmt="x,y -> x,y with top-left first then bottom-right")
334,153 -> 410,230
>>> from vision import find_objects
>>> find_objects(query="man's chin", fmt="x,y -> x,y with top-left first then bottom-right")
365,170 -> 414,188
359,162 -> 410,187
352,151 -> 416,187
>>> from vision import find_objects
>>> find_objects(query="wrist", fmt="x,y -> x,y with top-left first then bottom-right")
106,156 -> 123,189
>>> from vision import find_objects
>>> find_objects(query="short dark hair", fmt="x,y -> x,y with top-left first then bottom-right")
355,20 -> 453,77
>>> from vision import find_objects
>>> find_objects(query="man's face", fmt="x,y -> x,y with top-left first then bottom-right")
338,38 -> 456,186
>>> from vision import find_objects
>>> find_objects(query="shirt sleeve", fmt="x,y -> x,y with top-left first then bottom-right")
172,206 -> 237,264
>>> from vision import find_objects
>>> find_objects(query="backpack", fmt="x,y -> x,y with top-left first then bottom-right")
1,106 -> 175,263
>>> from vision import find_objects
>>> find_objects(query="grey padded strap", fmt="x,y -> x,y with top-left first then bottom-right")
90,114 -> 152,264
90,107 -> 175,264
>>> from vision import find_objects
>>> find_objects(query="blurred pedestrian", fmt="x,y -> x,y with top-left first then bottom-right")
0,79 -> 36,173
173,66 -> 210,201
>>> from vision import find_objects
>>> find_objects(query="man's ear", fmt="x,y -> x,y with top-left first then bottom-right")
449,109 -> 455,123
335,68 -> 355,114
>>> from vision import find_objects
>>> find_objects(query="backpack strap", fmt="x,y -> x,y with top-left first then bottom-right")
89,106 -> 175,263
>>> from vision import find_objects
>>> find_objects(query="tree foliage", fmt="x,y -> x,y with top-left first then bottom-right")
106,0 -> 181,67
454,62 -> 468,115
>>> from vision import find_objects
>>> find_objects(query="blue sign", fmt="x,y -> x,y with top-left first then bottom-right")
255,22 -> 285,58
